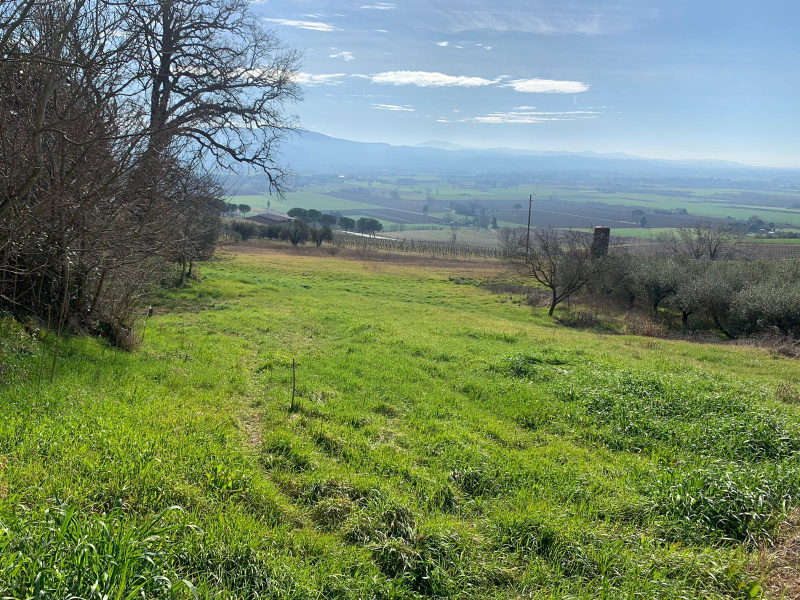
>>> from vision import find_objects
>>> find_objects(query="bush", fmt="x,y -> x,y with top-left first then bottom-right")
229,219 -> 259,241
731,282 -> 800,337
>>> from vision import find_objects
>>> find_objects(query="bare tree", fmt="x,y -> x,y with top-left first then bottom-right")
503,227 -> 607,316
120,0 -> 301,188
658,223 -> 742,261
0,0 -> 300,346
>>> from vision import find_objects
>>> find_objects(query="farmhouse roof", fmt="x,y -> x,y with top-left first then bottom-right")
246,211 -> 295,226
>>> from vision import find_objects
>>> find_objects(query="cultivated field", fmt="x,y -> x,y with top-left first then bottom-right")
2,247 -> 800,598
232,176 -> 800,247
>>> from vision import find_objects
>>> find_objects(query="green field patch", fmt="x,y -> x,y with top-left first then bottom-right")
1,250 -> 799,598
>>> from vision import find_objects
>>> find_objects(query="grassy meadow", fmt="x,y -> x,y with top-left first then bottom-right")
2,246 -> 800,598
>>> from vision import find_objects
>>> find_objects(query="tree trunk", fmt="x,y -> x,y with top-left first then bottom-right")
711,311 -> 734,339
180,258 -> 187,286
549,290 -> 557,316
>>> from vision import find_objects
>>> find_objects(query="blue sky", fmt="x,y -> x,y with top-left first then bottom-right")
251,1 -> 800,167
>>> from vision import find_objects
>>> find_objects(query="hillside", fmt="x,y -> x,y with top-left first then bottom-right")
1,246 -> 800,598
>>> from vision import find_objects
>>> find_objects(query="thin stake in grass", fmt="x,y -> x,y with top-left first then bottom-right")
290,357 -> 297,412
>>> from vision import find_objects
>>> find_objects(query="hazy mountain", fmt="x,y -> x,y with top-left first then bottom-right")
413,140 -> 477,151
280,131 -> 791,178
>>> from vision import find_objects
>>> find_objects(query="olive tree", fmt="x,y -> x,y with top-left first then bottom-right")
310,225 -> 334,247
280,220 -> 309,246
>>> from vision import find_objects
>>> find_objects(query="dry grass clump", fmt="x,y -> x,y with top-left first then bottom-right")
756,511 -> 800,600
623,310 -> 669,338
777,383 -> 800,405
554,310 -> 601,329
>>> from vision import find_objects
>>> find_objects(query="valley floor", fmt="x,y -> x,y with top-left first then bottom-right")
1,246 -> 800,598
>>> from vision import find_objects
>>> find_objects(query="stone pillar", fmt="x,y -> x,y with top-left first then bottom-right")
591,226 -> 611,258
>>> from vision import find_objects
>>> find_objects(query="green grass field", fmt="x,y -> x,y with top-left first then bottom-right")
3,247 -> 800,598
229,191 -> 378,215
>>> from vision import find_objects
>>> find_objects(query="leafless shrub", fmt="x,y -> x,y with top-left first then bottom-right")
658,223 -> 744,261
525,289 -> 552,308
502,226 -> 609,316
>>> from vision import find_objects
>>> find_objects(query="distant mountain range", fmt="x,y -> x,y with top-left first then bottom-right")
277,131 -> 791,178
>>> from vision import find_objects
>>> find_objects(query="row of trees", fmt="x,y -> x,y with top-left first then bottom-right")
0,0 -> 299,340
226,220 -> 334,247
597,255 -> 800,338
502,224 -> 800,338
285,208 -> 383,235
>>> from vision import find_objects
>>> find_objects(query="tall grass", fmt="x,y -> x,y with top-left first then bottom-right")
1,249 -> 799,598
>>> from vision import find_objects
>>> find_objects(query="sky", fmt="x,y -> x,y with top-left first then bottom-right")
250,0 -> 800,167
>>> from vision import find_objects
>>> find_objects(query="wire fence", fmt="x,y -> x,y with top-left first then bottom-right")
333,231 -> 800,262
332,232 -> 510,260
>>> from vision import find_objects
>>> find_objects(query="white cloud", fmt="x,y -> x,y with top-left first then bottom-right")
501,78 -> 590,93
436,41 -> 449,47
370,70 -> 501,87
453,109 -> 461,113
515,105 -> 536,110
372,103 -> 415,112
294,72 -> 347,86
329,51 -> 355,61
374,29 -> 389,33
360,2 -> 396,9
436,118 -> 451,122
460,110 -> 599,124
264,18 -> 336,32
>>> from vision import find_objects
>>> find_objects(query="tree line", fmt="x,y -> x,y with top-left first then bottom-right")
0,0 -> 299,344
287,208 -> 384,236
224,207 -> 385,247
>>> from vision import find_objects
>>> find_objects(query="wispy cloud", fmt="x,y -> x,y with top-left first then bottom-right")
437,2 -> 659,36
294,73 -> 347,86
501,78 -> 590,93
436,41 -> 449,47
329,51 -> 355,61
360,2 -> 396,9
370,70 -> 502,87
460,110 -> 599,124
264,18 -> 337,32
372,103 -> 415,112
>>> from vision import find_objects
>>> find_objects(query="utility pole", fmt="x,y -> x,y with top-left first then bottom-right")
525,193 -> 533,260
